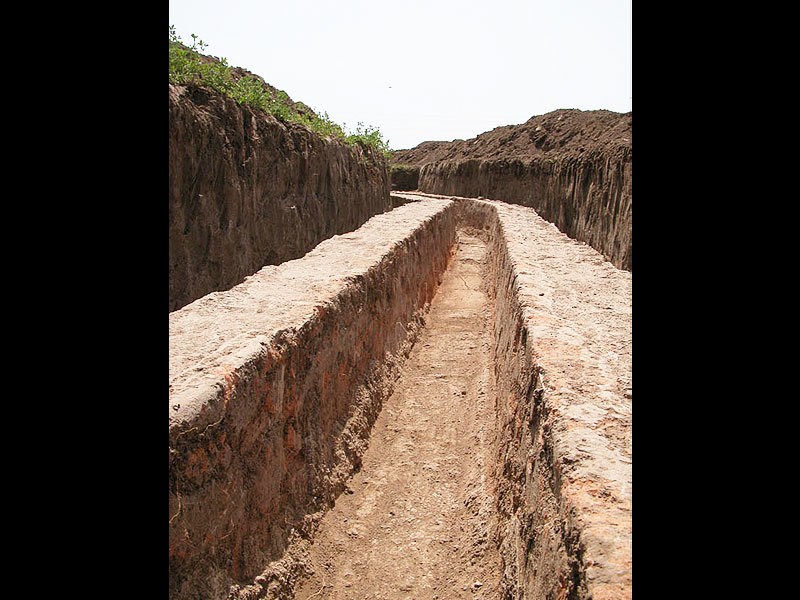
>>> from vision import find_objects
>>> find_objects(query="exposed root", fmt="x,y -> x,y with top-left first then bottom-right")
169,490 -> 183,525
306,575 -> 326,599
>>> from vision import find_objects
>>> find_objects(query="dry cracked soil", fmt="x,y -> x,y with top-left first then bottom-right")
295,229 -> 502,600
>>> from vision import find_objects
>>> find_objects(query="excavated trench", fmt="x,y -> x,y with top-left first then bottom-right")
294,230 -> 501,600
168,194 -> 632,600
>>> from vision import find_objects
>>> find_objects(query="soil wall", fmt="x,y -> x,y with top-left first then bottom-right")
169,199 -> 457,599
169,194 -> 631,600
169,84 -> 392,312
394,109 -> 632,271
460,197 -> 632,600
420,150 -> 631,270
389,164 -> 420,191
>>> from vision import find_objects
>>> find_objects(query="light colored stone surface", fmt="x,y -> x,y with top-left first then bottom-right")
492,197 -> 631,599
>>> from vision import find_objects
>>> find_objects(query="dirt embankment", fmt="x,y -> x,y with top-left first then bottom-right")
294,229 -> 502,600
459,197 -> 631,599
169,200 -> 457,600
392,110 -> 632,271
389,164 -> 420,191
170,195 -> 631,600
169,84 -> 391,312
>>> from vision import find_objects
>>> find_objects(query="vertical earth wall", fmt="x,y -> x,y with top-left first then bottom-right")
459,198 -> 632,600
169,200 -> 457,599
419,149 -> 631,271
169,84 -> 392,312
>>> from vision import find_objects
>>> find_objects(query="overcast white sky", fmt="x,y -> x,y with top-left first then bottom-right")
169,0 -> 631,150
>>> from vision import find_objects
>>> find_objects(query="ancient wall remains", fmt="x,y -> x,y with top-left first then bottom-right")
169,199 -> 457,599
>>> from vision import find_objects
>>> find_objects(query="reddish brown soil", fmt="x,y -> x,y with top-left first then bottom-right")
294,230 -> 502,600
391,109 -> 631,164
389,110 -> 633,272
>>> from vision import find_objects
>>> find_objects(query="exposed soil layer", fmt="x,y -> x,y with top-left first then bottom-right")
169,200 -> 456,600
294,231 -> 501,600
392,110 -> 632,271
389,164 -> 420,191
169,83 -> 391,312
468,196 -> 630,600
392,110 -> 630,164
169,195 -> 631,600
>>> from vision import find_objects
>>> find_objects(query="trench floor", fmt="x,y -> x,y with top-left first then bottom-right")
296,229 -> 502,600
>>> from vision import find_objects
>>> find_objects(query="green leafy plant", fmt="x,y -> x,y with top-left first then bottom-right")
345,122 -> 392,160
169,26 -> 393,160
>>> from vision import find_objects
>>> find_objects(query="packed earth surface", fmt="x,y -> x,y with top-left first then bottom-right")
295,230 -> 501,600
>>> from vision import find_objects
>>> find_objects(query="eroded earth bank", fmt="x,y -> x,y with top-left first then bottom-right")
169,83 -> 391,312
391,110 -> 632,271
169,195 -> 631,600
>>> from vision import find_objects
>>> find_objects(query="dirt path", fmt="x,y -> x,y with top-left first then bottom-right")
295,229 -> 502,600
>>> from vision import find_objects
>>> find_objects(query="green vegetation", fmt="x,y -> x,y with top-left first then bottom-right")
169,26 -> 392,160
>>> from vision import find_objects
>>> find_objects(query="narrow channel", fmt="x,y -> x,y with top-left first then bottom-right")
296,227 -> 503,600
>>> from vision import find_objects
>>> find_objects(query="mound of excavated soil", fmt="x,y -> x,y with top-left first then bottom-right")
171,42 -> 319,122
392,109 -> 631,165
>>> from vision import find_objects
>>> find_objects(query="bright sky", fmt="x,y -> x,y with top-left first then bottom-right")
169,0 -> 631,150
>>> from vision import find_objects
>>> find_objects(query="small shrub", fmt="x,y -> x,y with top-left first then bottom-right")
345,122 -> 393,161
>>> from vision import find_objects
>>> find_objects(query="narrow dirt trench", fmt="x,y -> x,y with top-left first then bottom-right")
296,228 -> 502,600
